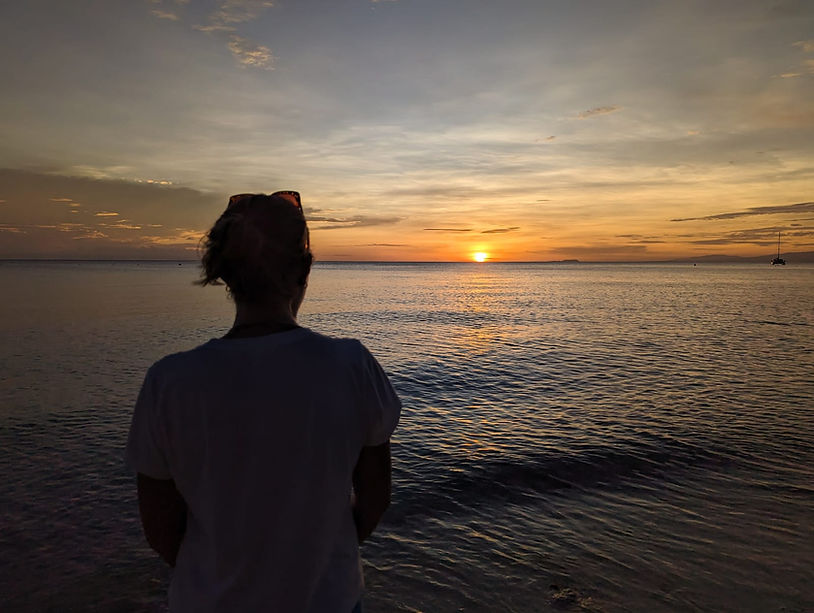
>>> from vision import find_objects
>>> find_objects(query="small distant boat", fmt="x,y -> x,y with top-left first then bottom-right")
771,232 -> 786,265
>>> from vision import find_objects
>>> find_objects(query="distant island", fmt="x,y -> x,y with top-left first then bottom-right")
537,251 -> 814,264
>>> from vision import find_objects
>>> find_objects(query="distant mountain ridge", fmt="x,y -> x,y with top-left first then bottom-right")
662,251 -> 814,264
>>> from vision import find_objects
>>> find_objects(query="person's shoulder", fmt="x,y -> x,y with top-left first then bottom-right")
298,328 -> 367,357
145,340 -> 217,380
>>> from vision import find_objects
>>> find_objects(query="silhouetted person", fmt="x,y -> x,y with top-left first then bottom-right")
126,192 -> 400,612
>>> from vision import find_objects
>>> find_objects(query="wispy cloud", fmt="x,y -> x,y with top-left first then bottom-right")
151,9 -> 179,20
72,230 -> 109,240
361,243 -> 406,247
135,178 -> 174,185
553,244 -> 649,258
793,40 -> 814,53
688,225 -> 813,246
690,226 -> 814,247
95,211 -> 120,217
309,214 -> 401,229
481,226 -> 519,234
140,229 -> 203,245
51,197 -> 82,207
576,105 -> 621,120
615,234 -> 665,244
98,221 -> 143,230
209,0 -> 274,26
152,0 -> 276,69
227,35 -> 274,69
671,201 -> 814,222
423,228 -> 472,232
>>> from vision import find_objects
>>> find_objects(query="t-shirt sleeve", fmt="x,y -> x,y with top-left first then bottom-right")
357,343 -> 401,447
125,366 -> 172,479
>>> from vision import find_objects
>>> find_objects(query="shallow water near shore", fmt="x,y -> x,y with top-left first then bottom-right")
1,260 -> 813,612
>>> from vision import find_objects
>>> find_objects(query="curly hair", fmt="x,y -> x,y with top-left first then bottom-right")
198,194 -> 313,304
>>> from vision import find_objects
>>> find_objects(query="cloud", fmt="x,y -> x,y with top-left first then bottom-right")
481,226 -> 519,234
551,244 -> 650,260
192,23 -> 235,34
0,222 -> 93,234
141,229 -> 204,245
671,201 -> 814,221
227,35 -> 274,69
209,0 -> 274,26
191,0 -> 274,33
361,243 -> 406,247
423,228 -> 472,232
615,234 -> 666,244
309,214 -> 401,230
136,178 -> 174,185
778,72 -> 802,78
51,197 -> 82,207
98,221 -> 143,230
576,105 -> 621,120
151,9 -> 179,20
687,225 -> 814,246
153,1 -> 276,69
72,230 -> 109,240
0,169 -> 220,258
793,40 -> 814,53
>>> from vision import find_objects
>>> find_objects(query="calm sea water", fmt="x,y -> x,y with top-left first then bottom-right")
1,261 -> 813,612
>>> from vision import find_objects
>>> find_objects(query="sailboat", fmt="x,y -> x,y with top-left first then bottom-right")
771,232 -> 786,265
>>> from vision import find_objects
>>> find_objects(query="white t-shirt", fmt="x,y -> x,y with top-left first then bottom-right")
125,327 -> 401,612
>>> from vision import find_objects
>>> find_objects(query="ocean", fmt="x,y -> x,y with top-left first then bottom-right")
1,261 -> 812,612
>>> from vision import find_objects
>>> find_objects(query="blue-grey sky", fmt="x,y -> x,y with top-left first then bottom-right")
1,0 -> 812,260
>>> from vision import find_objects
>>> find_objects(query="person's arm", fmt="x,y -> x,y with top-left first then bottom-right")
352,442 -> 391,544
136,473 -> 187,567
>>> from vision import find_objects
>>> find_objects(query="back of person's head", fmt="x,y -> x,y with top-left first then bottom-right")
198,193 -> 313,304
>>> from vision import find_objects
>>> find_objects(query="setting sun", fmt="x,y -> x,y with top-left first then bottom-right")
473,252 -> 488,262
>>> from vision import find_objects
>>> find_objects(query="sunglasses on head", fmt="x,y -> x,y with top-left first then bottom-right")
228,191 -> 302,211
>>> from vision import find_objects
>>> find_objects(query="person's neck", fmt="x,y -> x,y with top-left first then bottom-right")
225,299 -> 300,339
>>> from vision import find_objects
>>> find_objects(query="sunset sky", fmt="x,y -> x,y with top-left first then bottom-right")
1,0 -> 812,261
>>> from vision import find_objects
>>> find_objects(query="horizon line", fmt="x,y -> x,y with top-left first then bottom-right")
2,252 -> 812,265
